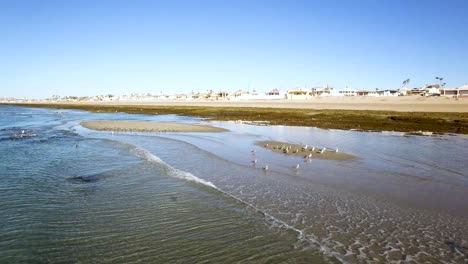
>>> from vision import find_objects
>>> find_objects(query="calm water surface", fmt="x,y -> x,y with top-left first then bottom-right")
0,105 -> 467,263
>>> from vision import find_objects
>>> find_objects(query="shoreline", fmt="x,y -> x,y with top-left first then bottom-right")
81,120 -> 227,133
5,96 -> 468,112
4,99 -> 468,134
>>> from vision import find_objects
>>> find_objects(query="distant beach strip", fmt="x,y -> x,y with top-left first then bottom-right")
81,120 -> 227,133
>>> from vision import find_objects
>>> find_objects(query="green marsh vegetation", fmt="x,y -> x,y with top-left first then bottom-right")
9,103 -> 468,134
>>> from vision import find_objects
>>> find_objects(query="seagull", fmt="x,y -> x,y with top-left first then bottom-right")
335,148 -> 339,153
293,164 -> 300,170
311,146 -> 315,151
21,130 -> 25,134
264,143 -> 269,147
251,149 -> 256,155
302,144 -> 308,150
263,165 -> 269,171
320,148 -> 326,154
252,159 -> 258,164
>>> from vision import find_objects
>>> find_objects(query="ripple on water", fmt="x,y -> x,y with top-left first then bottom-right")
127,135 -> 468,264
0,131 -> 329,263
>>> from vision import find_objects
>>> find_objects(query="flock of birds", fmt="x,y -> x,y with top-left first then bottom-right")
251,143 -> 339,172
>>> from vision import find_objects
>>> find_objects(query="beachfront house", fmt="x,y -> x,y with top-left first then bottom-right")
440,88 -> 458,97
420,84 -> 441,96
356,90 -> 379,96
440,84 -> 468,98
398,87 -> 409,96
217,91 -> 230,100
232,89 -> 262,100
286,89 -> 311,100
266,88 -> 280,96
191,92 -> 205,99
233,89 -> 250,99
264,88 -> 283,99
410,88 -> 424,96
175,94 -> 188,100
330,88 -> 357,96
376,90 -> 399,96
311,86 -> 334,96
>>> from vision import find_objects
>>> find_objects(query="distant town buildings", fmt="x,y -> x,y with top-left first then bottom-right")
2,84 -> 467,103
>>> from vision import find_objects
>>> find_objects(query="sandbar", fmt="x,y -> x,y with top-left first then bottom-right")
256,140 -> 357,161
81,120 -> 227,133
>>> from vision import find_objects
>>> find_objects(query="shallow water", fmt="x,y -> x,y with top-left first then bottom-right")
1,105 -> 467,263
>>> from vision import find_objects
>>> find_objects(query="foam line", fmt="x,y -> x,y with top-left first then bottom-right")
129,145 -> 217,189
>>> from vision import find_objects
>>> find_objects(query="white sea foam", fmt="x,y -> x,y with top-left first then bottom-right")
129,145 -> 218,189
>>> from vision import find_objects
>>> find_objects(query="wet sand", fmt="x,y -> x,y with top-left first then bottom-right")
81,120 -> 227,133
256,140 -> 357,160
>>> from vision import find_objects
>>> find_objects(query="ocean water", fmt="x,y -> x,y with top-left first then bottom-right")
0,105 -> 467,263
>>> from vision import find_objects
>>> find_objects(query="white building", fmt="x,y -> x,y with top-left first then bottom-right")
264,88 -> 283,100
285,89 -> 311,100
440,84 -> 468,98
421,84 -> 441,96
330,88 -> 357,96
376,90 -> 399,96
311,86 -> 333,96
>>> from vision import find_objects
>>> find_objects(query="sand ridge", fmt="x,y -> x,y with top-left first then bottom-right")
81,120 -> 227,133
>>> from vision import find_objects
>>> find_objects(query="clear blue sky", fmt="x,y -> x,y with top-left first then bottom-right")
1,0 -> 467,98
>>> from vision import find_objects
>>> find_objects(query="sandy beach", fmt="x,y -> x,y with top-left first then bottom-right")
34,96 -> 468,112
81,120 -> 227,133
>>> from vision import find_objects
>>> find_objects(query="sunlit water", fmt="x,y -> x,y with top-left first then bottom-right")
1,105 -> 467,263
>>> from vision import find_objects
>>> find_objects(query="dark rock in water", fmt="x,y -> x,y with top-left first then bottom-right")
68,175 -> 100,183
445,241 -> 468,254
0,128 -> 38,140
10,129 -> 38,140
48,129 -> 78,140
